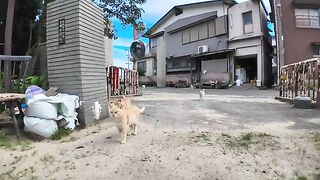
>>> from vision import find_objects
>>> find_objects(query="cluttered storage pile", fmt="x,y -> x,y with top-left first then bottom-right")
23,86 -> 80,138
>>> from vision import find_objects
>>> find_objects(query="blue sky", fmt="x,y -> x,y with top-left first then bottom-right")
112,0 -> 273,68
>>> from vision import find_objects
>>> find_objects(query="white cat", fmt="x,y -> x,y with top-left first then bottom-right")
199,89 -> 205,101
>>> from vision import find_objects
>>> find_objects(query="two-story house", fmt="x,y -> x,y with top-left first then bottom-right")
140,0 -> 272,87
270,0 -> 320,82
228,0 -> 272,86
141,0 -> 236,87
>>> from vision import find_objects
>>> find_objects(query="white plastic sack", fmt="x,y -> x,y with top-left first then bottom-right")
26,93 -> 80,129
55,93 -> 80,118
57,116 -> 78,130
25,85 -> 45,103
24,116 -> 58,138
25,101 -> 58,120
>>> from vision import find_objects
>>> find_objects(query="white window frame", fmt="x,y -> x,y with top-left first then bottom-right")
150,38 -> 157,48
295,8 -> 320,29
313,46 -> 320,57
242,11 -> 253,34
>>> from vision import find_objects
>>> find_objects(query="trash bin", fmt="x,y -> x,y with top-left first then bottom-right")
256,80 -> 261,87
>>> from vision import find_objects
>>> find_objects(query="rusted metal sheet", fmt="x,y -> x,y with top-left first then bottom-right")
279,58 -> 320,105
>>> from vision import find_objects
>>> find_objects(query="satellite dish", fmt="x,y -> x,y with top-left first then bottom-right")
130,40 -> 145,60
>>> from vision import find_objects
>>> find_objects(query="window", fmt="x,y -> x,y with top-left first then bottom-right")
167,59 -> 194,69
216,16 -> 227,35
181,16 -> 227,44
150,38 -> 157,48
208,20 -> 216,37
182,30 -> 190,44
167,61 -> 173,69
138,61 -> 146,76
153,59 -> 157,75
313,45 -> 320,57
190,26 -> 198,42
242,11 -> 253,34
295,9 -> 320,28
198,23 -> 208,40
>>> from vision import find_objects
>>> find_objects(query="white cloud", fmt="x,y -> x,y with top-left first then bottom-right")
113,58 -> 133,69
113,37 -> 133,47
141,0 -> 271,22
141,0 -> 200,21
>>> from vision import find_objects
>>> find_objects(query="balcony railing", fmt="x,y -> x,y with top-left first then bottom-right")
279,58 -> 320,105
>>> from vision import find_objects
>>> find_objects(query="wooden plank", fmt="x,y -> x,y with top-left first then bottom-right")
0,55 -> 31,61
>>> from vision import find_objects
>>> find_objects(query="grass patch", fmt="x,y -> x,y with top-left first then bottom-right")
312,132 -> 320,150
51,128 -> 72,140
313,132 -> 320,142
0,132 -> 33,151
221,133 -> 232,138
20,141 -> 32,151
239,133 -> 253,147
190,131 -> 212,145
297,176 -> 308,180
0,133 -> 13,149
40,154 -> 55,166
221,132 -> 278,150
257,133 -> 273,138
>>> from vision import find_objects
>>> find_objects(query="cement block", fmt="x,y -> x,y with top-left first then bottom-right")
293,96 -> 313,109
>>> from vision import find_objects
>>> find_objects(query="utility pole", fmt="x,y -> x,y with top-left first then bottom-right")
126,49 -> 130,70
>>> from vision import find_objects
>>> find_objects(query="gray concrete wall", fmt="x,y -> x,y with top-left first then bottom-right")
156,37 -> 166,87
47,0 -> 108,126
105,37 -> 113,66
165,20 -> 228,58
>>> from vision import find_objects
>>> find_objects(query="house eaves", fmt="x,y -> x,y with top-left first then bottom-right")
143,0 -> 237,38
191,49 -> 235,58
165,11 -> 218,34
138,53 -> 157,60
228,33 -> 263,42
251,0 -> 269,16
147,31 -> 164,39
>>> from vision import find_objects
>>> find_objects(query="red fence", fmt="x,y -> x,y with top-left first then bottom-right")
279,58 -> 320,105
106,66 -> 140,98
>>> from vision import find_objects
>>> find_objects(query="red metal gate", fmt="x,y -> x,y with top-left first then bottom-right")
106,66 -> 140,98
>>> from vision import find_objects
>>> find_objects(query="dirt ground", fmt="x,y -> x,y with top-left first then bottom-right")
1,88 -> 320,180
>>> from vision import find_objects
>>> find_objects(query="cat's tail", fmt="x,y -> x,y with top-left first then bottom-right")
139,106 -> 145,113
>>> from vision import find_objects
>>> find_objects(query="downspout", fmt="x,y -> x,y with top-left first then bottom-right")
226,1 -> 235,82
258,1 -> 265,87
270,0 -> 280,86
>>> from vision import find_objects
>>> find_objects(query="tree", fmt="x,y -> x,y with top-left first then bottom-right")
1,0 -> 146,85
95,0 -> 146,39
4,0 -> 15,91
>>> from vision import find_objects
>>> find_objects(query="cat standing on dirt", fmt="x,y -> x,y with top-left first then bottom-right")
199,89 -> 205,101
109,97 -> 145,144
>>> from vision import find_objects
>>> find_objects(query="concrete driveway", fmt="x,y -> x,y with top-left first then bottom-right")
135,88 -> 320,131
1,87 -> 319,180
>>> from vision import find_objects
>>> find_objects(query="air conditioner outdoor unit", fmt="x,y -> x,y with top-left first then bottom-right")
198,45 -> 208,54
